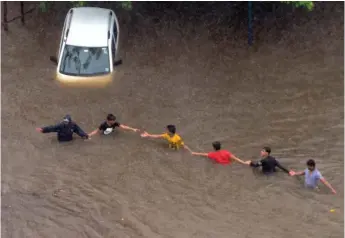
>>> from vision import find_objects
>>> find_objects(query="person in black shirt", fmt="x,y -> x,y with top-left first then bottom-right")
88,114 -> 139,138
36,114 -> 89,142
244,147 -> 294,175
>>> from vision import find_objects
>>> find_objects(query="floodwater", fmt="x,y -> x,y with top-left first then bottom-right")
1,2 -> 344,238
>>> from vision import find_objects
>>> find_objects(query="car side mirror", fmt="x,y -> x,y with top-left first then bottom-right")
113,59 -> 122,66
50,56 -> 58,65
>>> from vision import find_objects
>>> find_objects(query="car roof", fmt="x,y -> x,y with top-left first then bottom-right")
66,7 -> 112,47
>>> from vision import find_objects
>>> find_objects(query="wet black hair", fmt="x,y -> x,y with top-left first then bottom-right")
306,159 -> 316,167
263,146 -> 271,154
212,141 -> 221,151
166,125 -> 176,134
107,114 -> 116,121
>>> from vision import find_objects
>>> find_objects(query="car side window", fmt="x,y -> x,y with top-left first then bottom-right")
111,35 -> 116,60
59,15 -> 69,57
113,20 -> 118,43
59,25 -> 66,57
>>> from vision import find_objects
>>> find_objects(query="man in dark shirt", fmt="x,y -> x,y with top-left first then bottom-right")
88,114 -> 139,138
245,147 -> 294,175
36,115 -> 89,142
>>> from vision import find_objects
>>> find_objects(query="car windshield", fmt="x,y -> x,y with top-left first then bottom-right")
59,45 -> 110,76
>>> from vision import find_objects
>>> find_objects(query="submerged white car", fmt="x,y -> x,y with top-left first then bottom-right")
50,7 -> 122,87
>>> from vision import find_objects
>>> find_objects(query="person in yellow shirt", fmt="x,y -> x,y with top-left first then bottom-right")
140,125 -> 190,151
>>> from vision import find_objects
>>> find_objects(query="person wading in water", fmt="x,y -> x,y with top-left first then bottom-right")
88,114 -> 139,138
141,124 -> 190,151
36,115 -> 89,142
190,141 -> 248,166
245,147 -> 294,175
290,159 -> 337,194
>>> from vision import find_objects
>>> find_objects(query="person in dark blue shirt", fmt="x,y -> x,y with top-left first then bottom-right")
245,147 -> 294,175
36,115 -> 88,142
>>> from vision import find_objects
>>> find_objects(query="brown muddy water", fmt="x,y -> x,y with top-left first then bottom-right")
1,2 -> 344,238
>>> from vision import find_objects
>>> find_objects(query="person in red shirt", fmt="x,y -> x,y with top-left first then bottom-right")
190,141 -> 247,165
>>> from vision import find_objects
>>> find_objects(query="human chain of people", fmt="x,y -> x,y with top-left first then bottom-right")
36,113 -> 337,195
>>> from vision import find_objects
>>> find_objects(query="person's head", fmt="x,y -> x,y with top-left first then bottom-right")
260,146 -> 271,157
306,159 -> 316,171
166,125 -> 176,135
106,114 -> 116,125
62,114 -> 72,124
212,141 -> 221,151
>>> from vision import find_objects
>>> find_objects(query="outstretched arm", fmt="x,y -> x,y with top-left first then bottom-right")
141,131 -> 164,139
320,178 -> 337,194
120,124 -> 139,132
183,144 -> 192,153
88,128 -> 100,137
291,170 -> 305,176
230,155 -> 247,165
247,160 -> 262,168
188,146 -> 207,156
38,124 -> 60,133
191,151 -> 208,157
73,124 -> 89,139
275,160 -> 291,174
